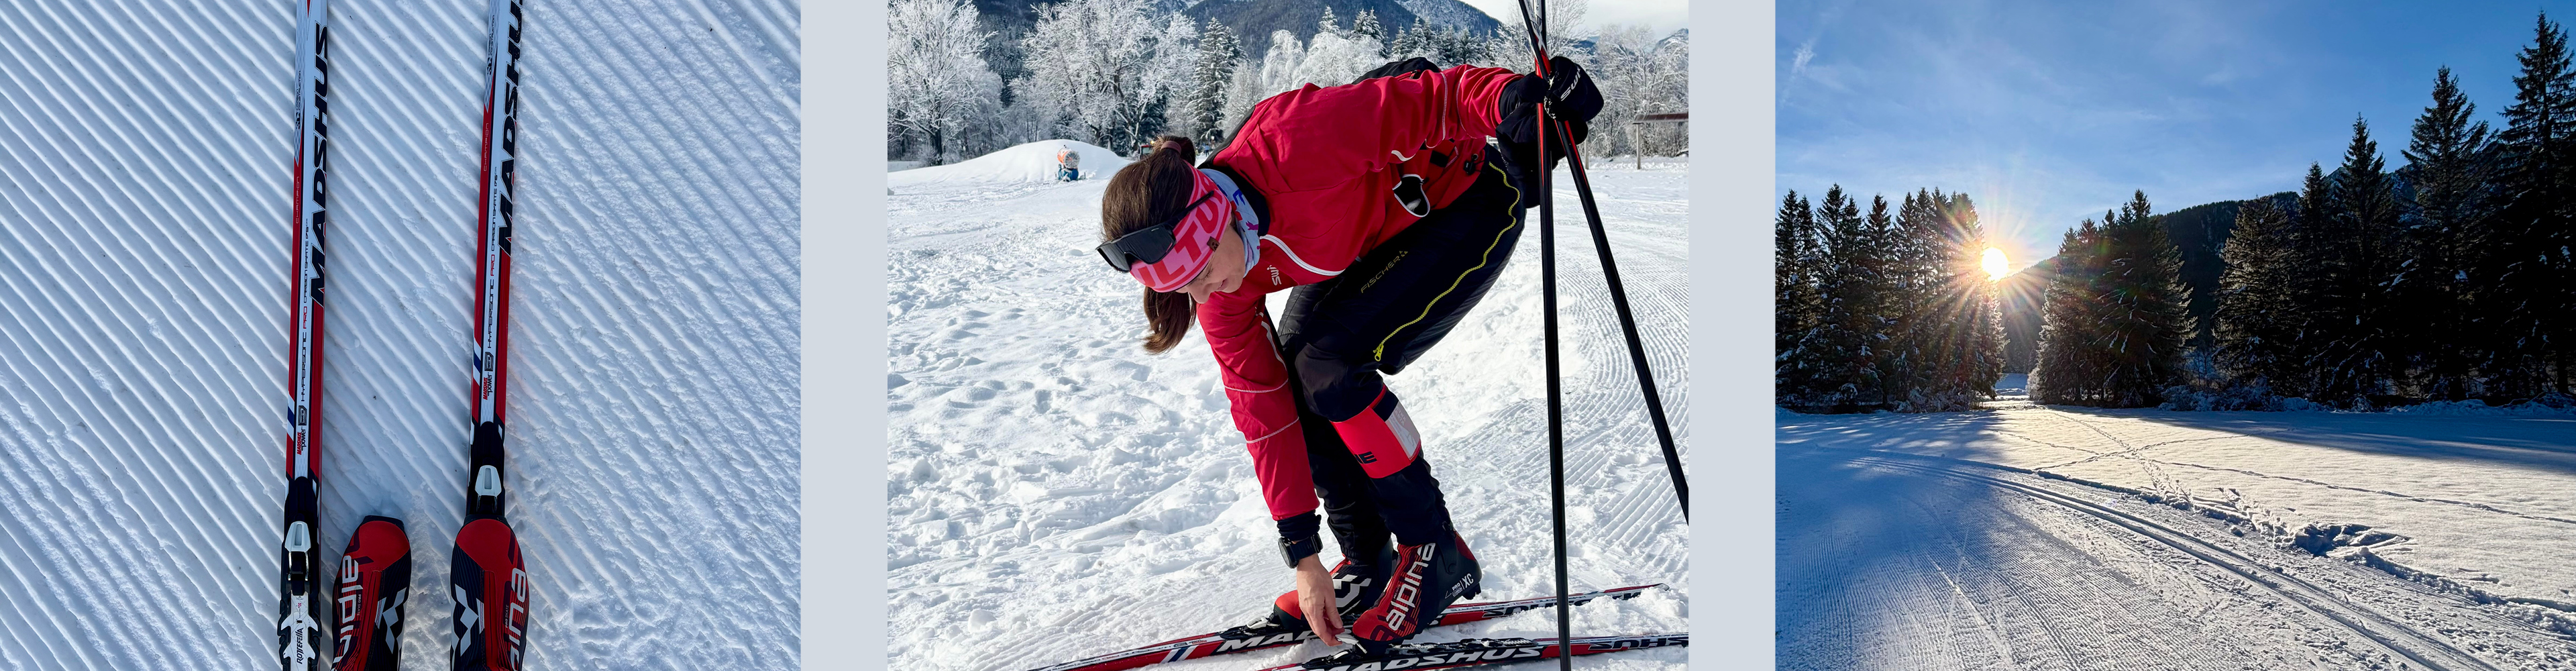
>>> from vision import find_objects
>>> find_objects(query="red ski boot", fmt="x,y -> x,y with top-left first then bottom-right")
1347,532 -> 1481,654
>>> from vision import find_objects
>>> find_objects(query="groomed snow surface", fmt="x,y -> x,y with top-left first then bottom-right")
0,1 -> 798,669
887,153 -> 1691,670
1780,391 -> 2576,670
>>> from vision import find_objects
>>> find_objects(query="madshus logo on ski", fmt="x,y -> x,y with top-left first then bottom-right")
1262,635 -> 1690,671
1020,586 -> 1664,671
451,0 -> 530,669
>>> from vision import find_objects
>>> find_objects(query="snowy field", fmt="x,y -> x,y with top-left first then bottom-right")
1779,401 -> 2576,670
0,1 -> 798,669
885,150 -> 1691,670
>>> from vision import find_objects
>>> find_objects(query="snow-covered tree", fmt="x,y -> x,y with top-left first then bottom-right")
1218,56 -> 1265,145
1293,27 -> 1383,87
1351,9 -> 1386,58
1179,18 -> 1242,141
887,0 -> 1002,164
1486,0 -> 1587,72
1257,30 -> 1307,97
1012,0 -> 1188,150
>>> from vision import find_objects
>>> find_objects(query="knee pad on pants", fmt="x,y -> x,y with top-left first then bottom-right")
1332,389 -> 1421,479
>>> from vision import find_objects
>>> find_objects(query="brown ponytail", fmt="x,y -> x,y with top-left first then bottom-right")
1102,135 -> 1205,354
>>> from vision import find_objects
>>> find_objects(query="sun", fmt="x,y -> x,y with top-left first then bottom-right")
1982,247 -> 2010,280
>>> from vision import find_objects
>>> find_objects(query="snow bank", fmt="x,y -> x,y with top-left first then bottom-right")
888,140 -> 1133,187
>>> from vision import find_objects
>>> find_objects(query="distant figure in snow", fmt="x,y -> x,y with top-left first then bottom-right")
1090,56 -> 1601,656
1057,144 -> 1081,182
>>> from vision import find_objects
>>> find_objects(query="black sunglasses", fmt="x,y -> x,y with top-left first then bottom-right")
1096,191 -> 1218,272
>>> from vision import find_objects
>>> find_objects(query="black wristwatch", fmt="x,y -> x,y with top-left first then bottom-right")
1279,533 -> 1321,568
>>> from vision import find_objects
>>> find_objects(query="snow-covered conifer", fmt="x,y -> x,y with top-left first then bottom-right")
1182,18 -> 1242,141
888,0 -> 1004,164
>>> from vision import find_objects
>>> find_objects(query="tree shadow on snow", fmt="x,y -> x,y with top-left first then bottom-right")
1774,412 -> 2023,666
2110,409 -> 2576,477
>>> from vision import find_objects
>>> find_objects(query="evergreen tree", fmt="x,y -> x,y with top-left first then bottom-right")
1776,191 -> 1825,406
1183,18 -> 1242,141
2311,117 -> 2404,406
1390,18 -> 1430,61
1939,193 -> 2007,403
2400,66 -> 2493,399
2489,11 -> 2576,399
1352,10 -> 1386,58
2212,197 -> 2302,395
2095,192 -> 2193,406
1814,187 -> 1886,409
1862,195 -> 1921,406
2285,162 -> 2336,397
2034,221 -> 2106,404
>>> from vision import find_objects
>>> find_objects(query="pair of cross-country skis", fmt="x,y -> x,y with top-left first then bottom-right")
275,1 -> 529,670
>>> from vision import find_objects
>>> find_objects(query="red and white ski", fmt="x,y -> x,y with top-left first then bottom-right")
278,2 -> 334,668
1020,584 -> 1662,671
1254,634 -> 1688,671
449,1 -> 530,669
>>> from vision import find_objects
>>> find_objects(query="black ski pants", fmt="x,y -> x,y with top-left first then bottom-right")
1273,148 -> 1527,555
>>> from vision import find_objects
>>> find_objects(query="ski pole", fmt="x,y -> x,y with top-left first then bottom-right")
1507,2 -> 1574,668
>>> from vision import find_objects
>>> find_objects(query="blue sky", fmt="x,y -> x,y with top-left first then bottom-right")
1779,1 -> 2572,271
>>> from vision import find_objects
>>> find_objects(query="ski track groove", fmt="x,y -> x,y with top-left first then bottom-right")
886,165 -> 1688,670
0,1 -> 797,668
2022,407 -> 2576,527
1854,454 -> 2508,671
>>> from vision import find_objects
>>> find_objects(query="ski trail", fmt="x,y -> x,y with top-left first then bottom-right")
1776,446 -> 2515,670
1853,452 -> 2507,671
0,1 -> 798,668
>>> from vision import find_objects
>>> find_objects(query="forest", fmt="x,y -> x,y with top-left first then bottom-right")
886,0 -> 1689,163
1778,13 -> 2576,413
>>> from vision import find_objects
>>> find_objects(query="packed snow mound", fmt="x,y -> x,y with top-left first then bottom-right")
888,140 -> 1133,187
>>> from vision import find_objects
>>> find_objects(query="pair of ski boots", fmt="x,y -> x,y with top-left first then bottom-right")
1226,531 -> 1483,656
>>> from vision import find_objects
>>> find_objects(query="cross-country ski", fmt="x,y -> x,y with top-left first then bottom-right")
1021,585 -> 1661,671
1251,634 -> 1688,671
279,2 -> 343,668
451,1 -> 531,668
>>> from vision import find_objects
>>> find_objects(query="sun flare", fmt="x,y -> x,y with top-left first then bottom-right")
1982,247 -> 2010,280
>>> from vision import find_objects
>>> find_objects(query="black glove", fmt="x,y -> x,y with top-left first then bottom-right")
1496,56 -> 1605,146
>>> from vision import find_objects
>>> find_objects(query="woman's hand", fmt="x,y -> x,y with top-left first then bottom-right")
1293,555 -> 1344,646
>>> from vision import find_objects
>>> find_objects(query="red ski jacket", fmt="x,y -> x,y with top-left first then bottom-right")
1196,64 -> 1522,523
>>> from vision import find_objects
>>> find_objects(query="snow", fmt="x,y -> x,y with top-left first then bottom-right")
0,1 -> 798,669
888,140 -> 1134,187
1780,402 -> 2576,669
886,159 -> 1692,670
